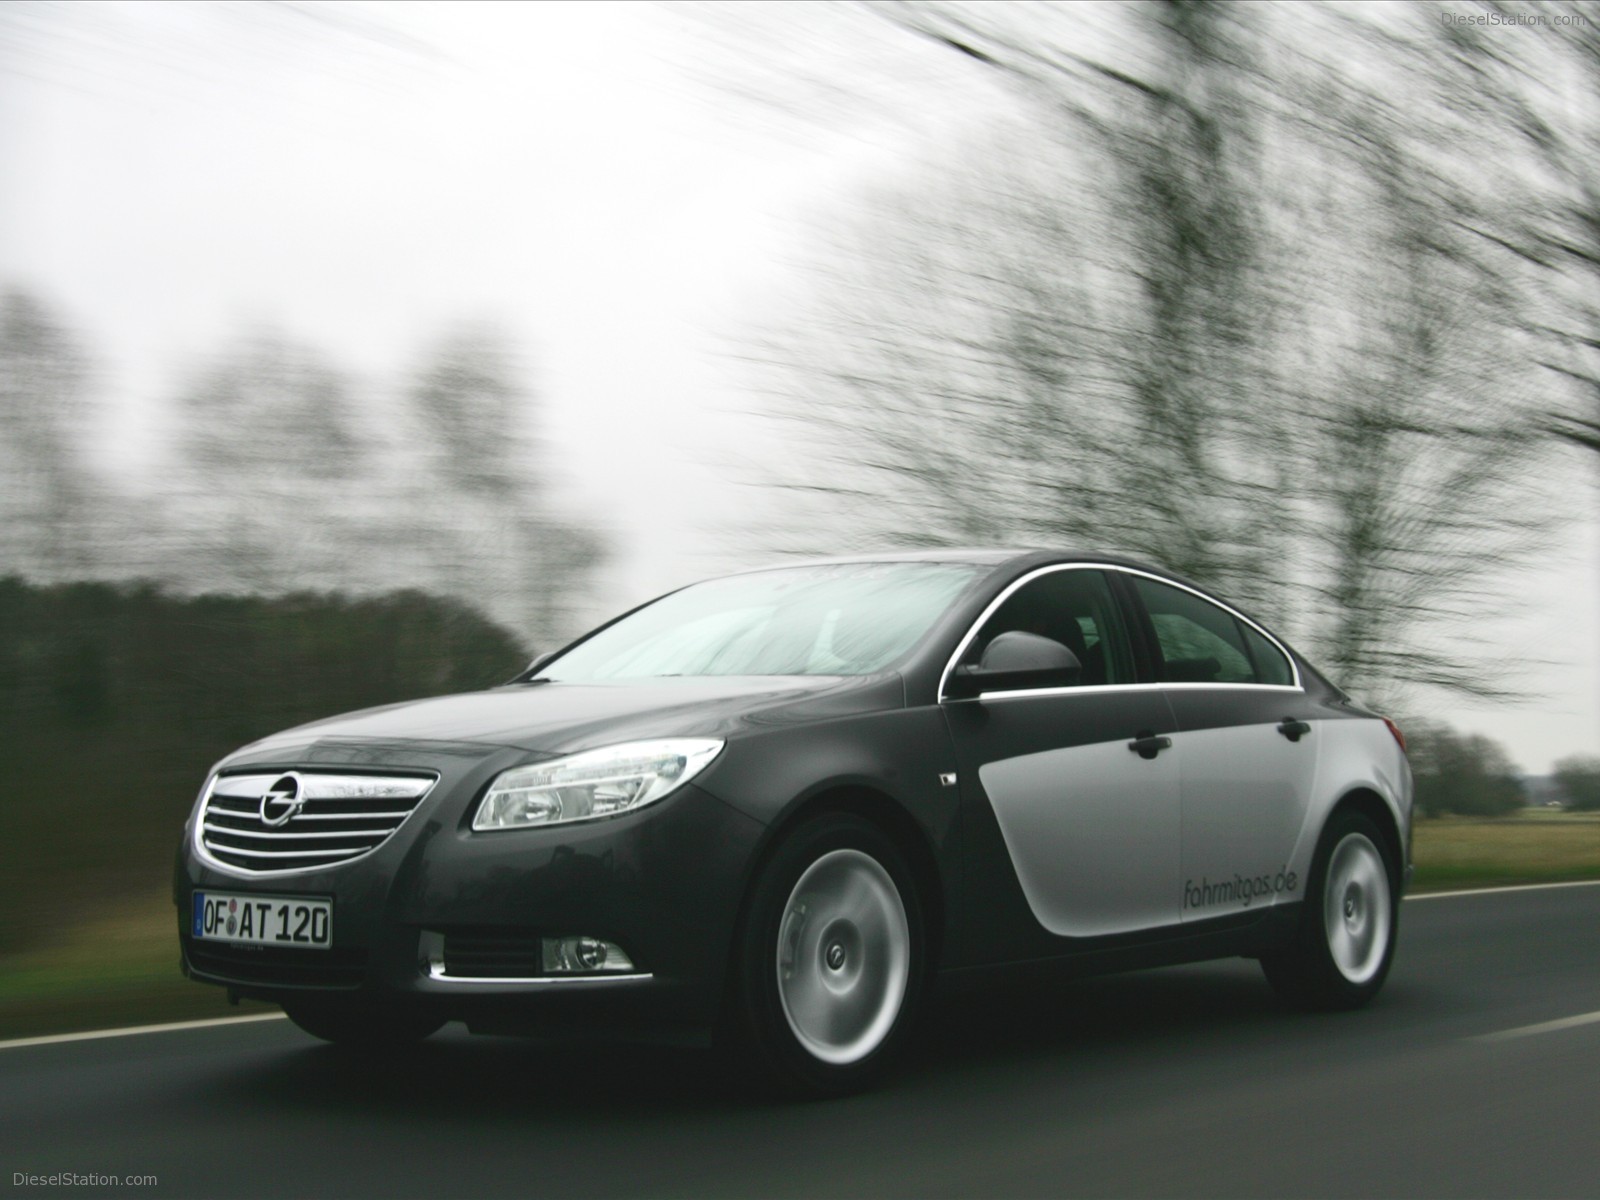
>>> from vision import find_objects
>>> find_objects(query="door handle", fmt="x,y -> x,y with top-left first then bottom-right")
1127,732 -> 1173,760
1278,718 -> 1311,742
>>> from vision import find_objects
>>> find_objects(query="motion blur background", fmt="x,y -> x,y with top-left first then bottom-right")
2,0 -> 1598,1036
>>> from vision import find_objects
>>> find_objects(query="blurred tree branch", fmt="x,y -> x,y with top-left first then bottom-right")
728,0 -> 1559,708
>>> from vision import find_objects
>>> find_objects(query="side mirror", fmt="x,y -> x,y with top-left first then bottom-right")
946,631 -> 1082,700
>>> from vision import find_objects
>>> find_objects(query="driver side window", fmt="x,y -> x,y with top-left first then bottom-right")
968,569 -> 1134,686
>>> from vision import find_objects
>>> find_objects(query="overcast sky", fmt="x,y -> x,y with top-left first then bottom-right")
1,0 -> 1594,772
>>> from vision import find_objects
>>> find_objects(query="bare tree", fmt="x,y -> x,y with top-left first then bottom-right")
1083,2 -> 1289,610
404,326 -> 606,648
0,289 -> 97,579
1481,3 -> 1600,468
733,1 -> 1557,707
154,321 -> 607,647
1275,36 -> 1551,705
1370,0 -> 1600,721
169,330 -> 370,592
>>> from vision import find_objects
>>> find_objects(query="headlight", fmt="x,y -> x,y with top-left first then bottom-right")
472,739 -> 724,831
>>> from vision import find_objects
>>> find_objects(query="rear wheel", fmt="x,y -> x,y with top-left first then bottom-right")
1262,810 -> 1398,1010
282,999 -> 444,1048
729,813 -> 924,1096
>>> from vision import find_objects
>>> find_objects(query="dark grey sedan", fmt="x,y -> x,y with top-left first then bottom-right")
177,550 -> 1412,1093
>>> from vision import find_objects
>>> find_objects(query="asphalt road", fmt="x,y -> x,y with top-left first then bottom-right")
4,885 -> 1598,1199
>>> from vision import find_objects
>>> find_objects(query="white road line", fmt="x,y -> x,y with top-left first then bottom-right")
0,1012 -> 284,1052
1407,879 -> 1600,901
1473,1010 -> 1600,1043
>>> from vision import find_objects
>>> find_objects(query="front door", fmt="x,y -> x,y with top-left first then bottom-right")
944,567 -> 1182,941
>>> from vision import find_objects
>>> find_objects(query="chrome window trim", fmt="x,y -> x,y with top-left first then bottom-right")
937,562 -> 1303,702
974,681 -> 1304,703
192,769 -> 439,879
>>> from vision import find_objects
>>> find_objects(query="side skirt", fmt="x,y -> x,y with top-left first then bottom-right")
935,903 -> 1304,992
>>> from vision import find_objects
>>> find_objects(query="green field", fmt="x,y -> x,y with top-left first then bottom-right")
4,810 -> 1598,1043
1409,808 -> 1600,891
0,893 -> 275,1041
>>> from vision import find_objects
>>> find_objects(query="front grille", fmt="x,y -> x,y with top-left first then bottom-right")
199,770 -> 436,875
186,941 -> 368,988
441,931 -> 545,979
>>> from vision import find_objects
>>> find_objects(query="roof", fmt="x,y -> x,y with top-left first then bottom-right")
730,548 -> 1171,573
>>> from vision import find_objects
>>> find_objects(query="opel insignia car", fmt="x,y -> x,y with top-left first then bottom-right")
176,551 -> 1412,1093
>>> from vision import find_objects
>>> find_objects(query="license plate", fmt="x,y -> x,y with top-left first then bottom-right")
192,892 -> 332,948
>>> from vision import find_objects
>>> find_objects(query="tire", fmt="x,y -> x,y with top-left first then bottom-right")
728,813 -> 925,1096
282,999 -> 445,1048
1261,809 -> 1399,1011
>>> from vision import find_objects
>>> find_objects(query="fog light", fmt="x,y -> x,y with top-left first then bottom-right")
541,936 -> 635,973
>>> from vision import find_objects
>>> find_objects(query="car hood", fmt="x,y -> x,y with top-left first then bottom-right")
225,674 -> 905,763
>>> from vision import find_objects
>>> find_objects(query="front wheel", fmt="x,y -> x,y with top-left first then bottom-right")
282,999 -> 445,1048
729,814 -> 925,1096
1261,810 -> 1398,1010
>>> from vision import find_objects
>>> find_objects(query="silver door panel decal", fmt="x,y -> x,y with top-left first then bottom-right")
1174,722 -> 1320,920
1282,718 -> 1414,879
979,739 -> 1180,938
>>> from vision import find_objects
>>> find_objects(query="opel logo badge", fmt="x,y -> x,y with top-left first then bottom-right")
260,773 -> 305,827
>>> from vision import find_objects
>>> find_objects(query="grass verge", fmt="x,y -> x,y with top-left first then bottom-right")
1410,810 -> 1600,892
0,895 -> 273,1043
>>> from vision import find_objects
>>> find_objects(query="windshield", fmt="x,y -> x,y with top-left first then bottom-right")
540,562 -> 982,681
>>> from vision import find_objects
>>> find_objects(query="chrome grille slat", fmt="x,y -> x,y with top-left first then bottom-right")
198,770 -> 436,876
206,804 -> 411,818
205,811 -> 414,824
275,811 -> 415,821
201,823 -> 398,840
213,798 -> 403,807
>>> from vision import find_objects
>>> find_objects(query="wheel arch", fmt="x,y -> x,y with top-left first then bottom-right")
1328,786 -> 1404,886
732,784 -> 948,978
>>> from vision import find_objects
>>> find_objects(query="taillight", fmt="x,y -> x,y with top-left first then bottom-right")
1382,717 -> 1406,753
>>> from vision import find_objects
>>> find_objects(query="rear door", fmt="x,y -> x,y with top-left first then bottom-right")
1124,574 -> 1320,921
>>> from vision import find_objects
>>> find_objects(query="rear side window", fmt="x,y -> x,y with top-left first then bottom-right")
1239,621 -> 1294,686
1131,577 -> 1292,686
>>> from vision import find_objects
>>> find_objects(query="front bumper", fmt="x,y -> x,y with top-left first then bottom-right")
175,743 -> 765,1046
